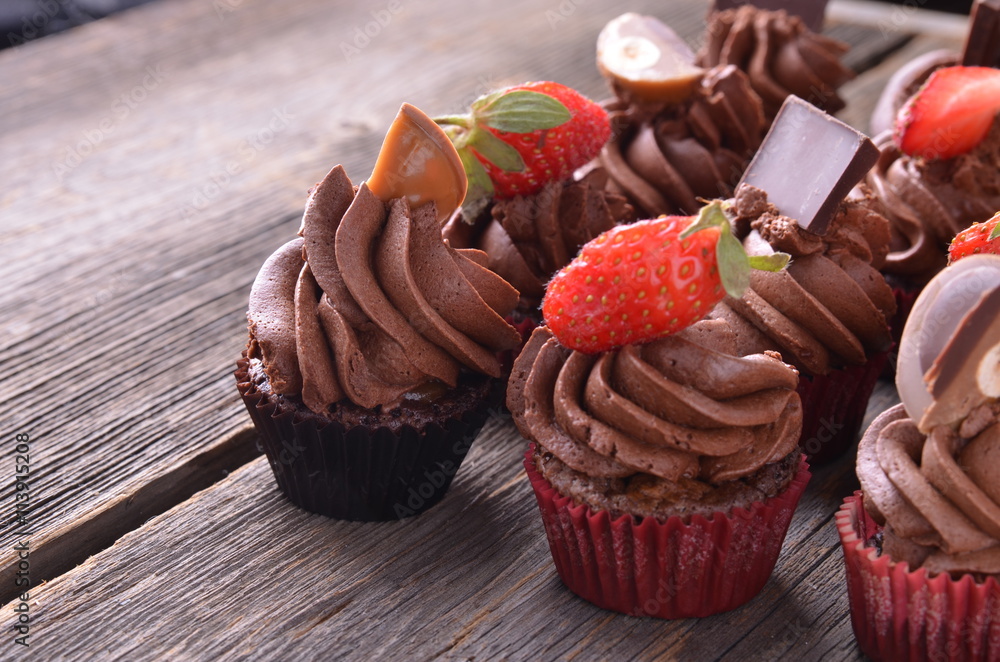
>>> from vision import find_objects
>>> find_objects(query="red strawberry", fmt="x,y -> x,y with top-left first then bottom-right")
895,66 -> 1000,161
948,212 -> 1000,263
541,201 -> 789,353
435,81 -> 610,217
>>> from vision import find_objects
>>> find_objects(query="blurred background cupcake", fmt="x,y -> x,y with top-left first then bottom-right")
585,13 -> 766,219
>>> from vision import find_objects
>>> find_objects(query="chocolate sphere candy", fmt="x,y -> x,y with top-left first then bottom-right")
596,13 -> 704,105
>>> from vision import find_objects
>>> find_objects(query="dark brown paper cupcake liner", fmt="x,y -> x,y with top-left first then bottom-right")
796,350 -> 888,465
837,492 -> 1000,661
236,356 -> 493,521
525,445 -> 811,619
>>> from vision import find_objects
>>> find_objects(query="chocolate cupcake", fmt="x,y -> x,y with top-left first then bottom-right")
588,13 -> 767,218
508,199 -> 809,618
514,323 -> 809,618
711,96 -> 895,464
442,168 -> 633,315
837,253 -> 1000,661
865,1 -> 1000,334
236,104 -> 522,520
866,120 -> 1000,289
697,3 -> 854,121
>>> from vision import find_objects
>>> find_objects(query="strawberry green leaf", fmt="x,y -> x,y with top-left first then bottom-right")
748,253 -> 791,272
990,222 -> 1000,241
716,230 -> 750,298
457,148 -> 494,221
476,90 -> 571,133
680,200 -> 729,237
467,127 -> 525,172
470,90 -> 504,113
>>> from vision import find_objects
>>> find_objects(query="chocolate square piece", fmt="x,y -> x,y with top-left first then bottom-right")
737,95 -> 879,236
962,0 -> 1000,68
710,0 -> 828,32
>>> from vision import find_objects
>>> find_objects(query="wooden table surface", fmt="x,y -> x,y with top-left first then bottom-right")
1,0 -> 967,659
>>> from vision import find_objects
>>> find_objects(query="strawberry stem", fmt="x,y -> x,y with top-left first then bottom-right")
681,200 -> 790,299
433,115 -> 473,128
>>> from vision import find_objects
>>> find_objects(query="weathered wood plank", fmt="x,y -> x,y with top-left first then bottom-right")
0,0 -> 929,609
0,0 -> 961,655
7,383 -> 898,660
1,0 -> 725,606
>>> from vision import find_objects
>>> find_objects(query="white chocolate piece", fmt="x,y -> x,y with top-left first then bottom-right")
897,254 -> 1000,431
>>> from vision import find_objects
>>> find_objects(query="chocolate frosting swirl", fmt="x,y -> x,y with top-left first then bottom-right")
247,165 -> 522,412
707,185 -> 895,376
858,403 -> 1000,577
507,321 -> 801,487
441,170 -> 633,309
697,6 -> 854,120
596,64 -> 766,218
866,122 -> 1000,282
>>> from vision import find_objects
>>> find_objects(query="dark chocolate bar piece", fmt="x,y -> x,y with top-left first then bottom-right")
962,0 -> 1000,68
737,95 -> 878,236
710,0 -> 828,32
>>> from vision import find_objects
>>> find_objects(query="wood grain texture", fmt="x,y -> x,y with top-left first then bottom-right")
0,0 -> 963,656
7,385 -> 898,661
0,0 -> 721,605
0,0 -> 929,608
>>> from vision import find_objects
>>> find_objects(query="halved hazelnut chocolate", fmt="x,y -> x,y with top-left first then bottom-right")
596,13 -> 704,105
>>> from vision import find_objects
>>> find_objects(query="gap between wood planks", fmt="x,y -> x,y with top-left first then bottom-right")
0,425 -> 261,605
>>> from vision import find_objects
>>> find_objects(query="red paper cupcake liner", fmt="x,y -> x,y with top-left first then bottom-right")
837,492 -> 1000,662
524,446 -> 811,619
882,284 -> 923,380
236,356 -> 493,521
796,351 -> 889,466
889,284 -> 923,347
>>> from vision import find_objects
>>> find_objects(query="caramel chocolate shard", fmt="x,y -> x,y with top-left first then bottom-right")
367,103 -> 467,224
710,0 -> 828,32
737,95 -> 878,236
597,13 -> 704,105
962,0 -> 1000,68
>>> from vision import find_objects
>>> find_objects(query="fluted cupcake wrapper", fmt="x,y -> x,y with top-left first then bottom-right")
837,492 -> 1000,662
796,351 -> 889,465
889,285 -> 922,347
524,446 -> 811,619
236,356 -> 492,521
882,285 -> 923,379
